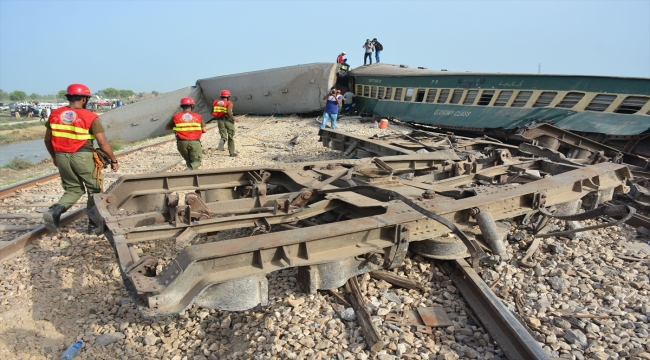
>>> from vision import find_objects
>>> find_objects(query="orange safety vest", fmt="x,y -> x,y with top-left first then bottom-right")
48,107 -> 97,153
211,99 -> 231,118
172,111 -> 203,140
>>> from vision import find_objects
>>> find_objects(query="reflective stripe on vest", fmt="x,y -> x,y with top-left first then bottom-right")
212,100 -> 231,117
173,122 -> 203,132
213,105 -> 227,113
50,123 -> 96,140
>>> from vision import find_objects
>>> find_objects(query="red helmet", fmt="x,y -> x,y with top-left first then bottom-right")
180,97 -> 195,105
220,90 -> 231,98
66,83 -> 91,96
336,90 -> 341,93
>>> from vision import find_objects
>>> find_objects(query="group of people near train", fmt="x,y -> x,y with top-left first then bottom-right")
319,87 -> 355,130
42,83 -> 240,235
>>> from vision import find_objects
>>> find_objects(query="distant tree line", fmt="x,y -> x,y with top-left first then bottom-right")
0,88 -> 161,102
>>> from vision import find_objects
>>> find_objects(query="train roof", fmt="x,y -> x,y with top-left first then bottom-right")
349,63 -> 650,81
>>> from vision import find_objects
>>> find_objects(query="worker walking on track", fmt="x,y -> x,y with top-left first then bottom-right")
166,97 -> 207,170
43,83 -> 119,234
211,90 -> 240,157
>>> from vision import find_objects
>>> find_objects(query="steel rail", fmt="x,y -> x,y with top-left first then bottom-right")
0,121 -> 229,198
443,259 -> 550,360
0,159 -> 184,262
626,213 -> 650,229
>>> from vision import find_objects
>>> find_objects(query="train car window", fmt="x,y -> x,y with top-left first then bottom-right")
555,92 -> 585,109
463,90 -> 478,105
394,88 -> 404,101
363,85 -> 370,97
532,92 -> 558,107
370,86 -> 377,98
356,84 -> 363,95
416,89 -> 426,102
493,91 -> 513,107
511,91 -> 533,107
450,90 -> 463,104
585,94 -> 616,112
378,87 -> 385,99
477,90 -> 495,106
437,89 -> 450,103
614,96 -> 649,114
404,88 -> 414,101
385,87 -> 393,100
426,89 -> 438,103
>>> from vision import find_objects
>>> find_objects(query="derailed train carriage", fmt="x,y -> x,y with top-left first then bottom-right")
99,61 -> 649,157
346,63 -> 650,157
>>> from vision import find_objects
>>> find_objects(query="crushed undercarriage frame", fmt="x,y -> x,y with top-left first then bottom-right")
90,150 -> 631,316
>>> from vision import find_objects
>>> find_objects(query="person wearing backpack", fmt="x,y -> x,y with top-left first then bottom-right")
372,38 -> 383,63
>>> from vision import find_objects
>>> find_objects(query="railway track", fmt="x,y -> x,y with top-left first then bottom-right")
1,117 -> 648,359
0,136 -> 185,260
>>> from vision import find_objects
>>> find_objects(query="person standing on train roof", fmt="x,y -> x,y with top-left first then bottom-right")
43,83 -> 119,235
165,97 -> 207,170
211,90 -> 240,157
372,38 -> 383,63
363,39 -> 374,65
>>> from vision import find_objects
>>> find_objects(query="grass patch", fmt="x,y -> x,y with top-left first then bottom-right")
109,139 -> 129,152
0,122 -> 45,131
2,157 -> 34,170
0,134 -> 11,142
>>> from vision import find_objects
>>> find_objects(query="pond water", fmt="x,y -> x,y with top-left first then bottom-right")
0,138 -> 51,167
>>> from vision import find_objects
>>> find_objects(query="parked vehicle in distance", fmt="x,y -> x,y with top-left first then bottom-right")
9,104 -> 39,117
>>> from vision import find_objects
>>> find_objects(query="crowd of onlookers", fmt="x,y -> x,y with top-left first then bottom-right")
4,99 -> 131,118
8,102 -> 52,118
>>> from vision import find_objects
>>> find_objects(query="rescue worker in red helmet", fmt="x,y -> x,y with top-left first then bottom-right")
211,90 -> 240,157
165,97 -> 207,170
43,83 -> 119,234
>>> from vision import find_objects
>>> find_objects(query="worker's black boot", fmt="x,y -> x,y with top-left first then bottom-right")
218,139 -> 225,151
87,219 -> 100,235
43,204 -> 66,233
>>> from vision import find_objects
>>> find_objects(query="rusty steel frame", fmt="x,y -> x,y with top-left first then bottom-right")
511,123 -> 649,171
319,129 -> 519,158
0,159 -> 184,262
92,152 -> 630,316
320,127 -> 649,179
403,121 -> 650,166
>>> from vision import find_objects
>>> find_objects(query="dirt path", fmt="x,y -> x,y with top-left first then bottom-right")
0,119 -> 43,126
0,124 -> 46,145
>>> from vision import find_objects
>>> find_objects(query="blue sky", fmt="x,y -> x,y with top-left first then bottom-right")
1,0 -> 648,95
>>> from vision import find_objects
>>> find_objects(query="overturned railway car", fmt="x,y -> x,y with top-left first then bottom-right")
348,64 -> 650,156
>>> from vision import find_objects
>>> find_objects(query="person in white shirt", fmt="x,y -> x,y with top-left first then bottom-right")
362,39 -> 374,65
